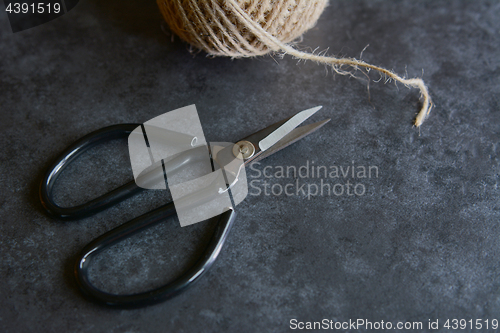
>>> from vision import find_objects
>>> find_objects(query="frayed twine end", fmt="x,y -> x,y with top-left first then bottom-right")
226,0 -> 433,128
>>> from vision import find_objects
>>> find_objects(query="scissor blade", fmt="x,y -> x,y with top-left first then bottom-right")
258,106 -> 322,151
249,119 -> 331,164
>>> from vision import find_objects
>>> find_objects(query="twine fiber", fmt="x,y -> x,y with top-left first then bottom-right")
157,0 -> 432,127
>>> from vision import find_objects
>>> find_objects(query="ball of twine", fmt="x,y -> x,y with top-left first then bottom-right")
157,0 -> 328,57
157,0 -> 432,127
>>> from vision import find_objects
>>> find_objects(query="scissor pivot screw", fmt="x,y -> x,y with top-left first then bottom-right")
233,141 -> 255,159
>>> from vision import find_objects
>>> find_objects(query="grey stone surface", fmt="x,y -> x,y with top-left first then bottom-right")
1,0 -> 499,332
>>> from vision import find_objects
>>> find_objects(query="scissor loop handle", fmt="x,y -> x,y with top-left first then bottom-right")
75,205 -> 236,307
40,123 -> 239,307
39,124 -> 143,219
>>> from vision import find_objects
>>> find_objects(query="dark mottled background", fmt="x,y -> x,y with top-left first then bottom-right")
1,1 -> 499,332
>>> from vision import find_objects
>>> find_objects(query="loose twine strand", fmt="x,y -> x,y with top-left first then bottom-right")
158,0 -> 433,127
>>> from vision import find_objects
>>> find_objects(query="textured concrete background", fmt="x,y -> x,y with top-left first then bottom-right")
1,0 -> 499,332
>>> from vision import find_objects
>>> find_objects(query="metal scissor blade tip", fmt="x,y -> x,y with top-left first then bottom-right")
250,118 -> 331,164
258,106 -> 323,152
304,105 -> 323,114
310,118 -> 331,128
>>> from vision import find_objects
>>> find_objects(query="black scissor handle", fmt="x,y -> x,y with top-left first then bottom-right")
39,124 -> 238,307
39,124 -> 143,219
75,204 -> 236,307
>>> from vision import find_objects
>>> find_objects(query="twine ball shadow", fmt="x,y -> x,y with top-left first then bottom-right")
157,0 -> 328,57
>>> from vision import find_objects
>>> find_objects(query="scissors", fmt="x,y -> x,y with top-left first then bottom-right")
39,106 -> 330,307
